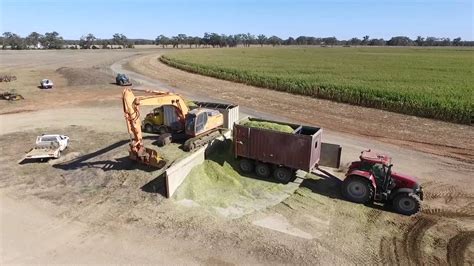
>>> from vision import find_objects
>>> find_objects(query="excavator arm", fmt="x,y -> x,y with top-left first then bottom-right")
122,87 -> 188,168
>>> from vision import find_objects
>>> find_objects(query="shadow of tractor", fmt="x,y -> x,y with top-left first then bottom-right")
308,168 -> 395,213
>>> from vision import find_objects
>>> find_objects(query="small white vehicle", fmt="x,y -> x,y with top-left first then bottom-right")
40,79 -> 53,89
24,134 -> 69,160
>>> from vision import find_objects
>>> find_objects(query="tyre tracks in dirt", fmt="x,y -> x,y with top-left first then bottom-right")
447,231 -> 474,266
423,182 -> 474,203
379,212 -> 473,265
422,208 -> 472,218
379,216 -> 436,265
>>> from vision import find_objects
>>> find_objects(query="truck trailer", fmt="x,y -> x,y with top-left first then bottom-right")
233,117 -> 339,183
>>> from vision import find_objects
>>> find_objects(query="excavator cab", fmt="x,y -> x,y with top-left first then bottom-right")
185,110 -> 208,137
184,109 -> 222,137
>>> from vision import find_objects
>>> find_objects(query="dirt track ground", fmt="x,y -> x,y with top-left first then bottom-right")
1,49 -> 473,264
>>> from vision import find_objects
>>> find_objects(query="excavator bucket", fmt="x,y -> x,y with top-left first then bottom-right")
129,146 -> 167,169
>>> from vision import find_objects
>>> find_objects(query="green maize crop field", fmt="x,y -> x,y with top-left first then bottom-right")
161,47 -> 473,124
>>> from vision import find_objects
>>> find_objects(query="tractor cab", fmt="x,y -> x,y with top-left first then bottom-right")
342,150 -> 423,215
358,150 -> 393,187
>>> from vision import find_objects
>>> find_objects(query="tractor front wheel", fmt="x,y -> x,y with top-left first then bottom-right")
341,176 -> 374,204
392,193 -> 421,215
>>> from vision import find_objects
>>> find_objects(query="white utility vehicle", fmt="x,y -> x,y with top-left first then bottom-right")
40,79 -> 53,89
24,134 -> 69,160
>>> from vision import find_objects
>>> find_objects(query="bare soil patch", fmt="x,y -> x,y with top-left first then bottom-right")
56,67 -> 114,86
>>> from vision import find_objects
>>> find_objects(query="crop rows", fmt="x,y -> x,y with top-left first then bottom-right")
160,48 -> 473,124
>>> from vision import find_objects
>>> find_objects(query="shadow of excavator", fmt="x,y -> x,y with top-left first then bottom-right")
53,137 -> 169,197
53,137 -> 159,173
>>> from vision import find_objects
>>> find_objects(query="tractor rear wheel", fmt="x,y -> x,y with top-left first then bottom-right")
255,163 -> 271,178
392,193 -> 421,215
239,159 -> 254,173
341,176 -> 374,204
273,167 -> 293,183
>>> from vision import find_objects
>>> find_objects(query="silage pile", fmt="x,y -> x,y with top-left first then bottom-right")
173,142 -> 299,218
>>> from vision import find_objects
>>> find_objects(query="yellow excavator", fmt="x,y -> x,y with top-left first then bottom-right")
122,87 -> 225,168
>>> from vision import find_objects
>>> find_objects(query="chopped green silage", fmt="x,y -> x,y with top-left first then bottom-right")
173,142 -> 299,218
242,120 -> 294,133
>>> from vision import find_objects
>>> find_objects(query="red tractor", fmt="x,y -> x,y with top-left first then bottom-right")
342,150 -> 423,215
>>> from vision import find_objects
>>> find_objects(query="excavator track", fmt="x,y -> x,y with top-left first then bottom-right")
183,129 -> 227,152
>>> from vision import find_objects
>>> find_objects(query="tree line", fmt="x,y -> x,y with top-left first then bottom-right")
1,32 -> 134,50
2,31 -> 473,50
155,33 -> 472,47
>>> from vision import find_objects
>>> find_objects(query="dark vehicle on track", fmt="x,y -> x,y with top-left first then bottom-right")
116,73 -> 132,86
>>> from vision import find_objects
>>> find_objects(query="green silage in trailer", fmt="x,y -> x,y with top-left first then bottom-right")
242,121 -> 294,133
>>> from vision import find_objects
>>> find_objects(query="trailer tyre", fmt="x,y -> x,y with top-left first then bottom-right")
273,167 -> 293,183
239,159 -> 254,173
342,176 -> 373,204
255,163 -> 271,178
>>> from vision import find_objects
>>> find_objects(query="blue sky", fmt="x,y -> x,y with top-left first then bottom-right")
1,0 -> 472,40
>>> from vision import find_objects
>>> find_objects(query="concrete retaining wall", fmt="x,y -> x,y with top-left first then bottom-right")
165,146 -> 205,198
165,130 -> 232,198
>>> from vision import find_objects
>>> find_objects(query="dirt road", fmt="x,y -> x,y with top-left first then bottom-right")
1,49 -> 473,264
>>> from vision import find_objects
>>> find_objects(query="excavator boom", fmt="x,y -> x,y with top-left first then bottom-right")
122,87 -> 167,168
